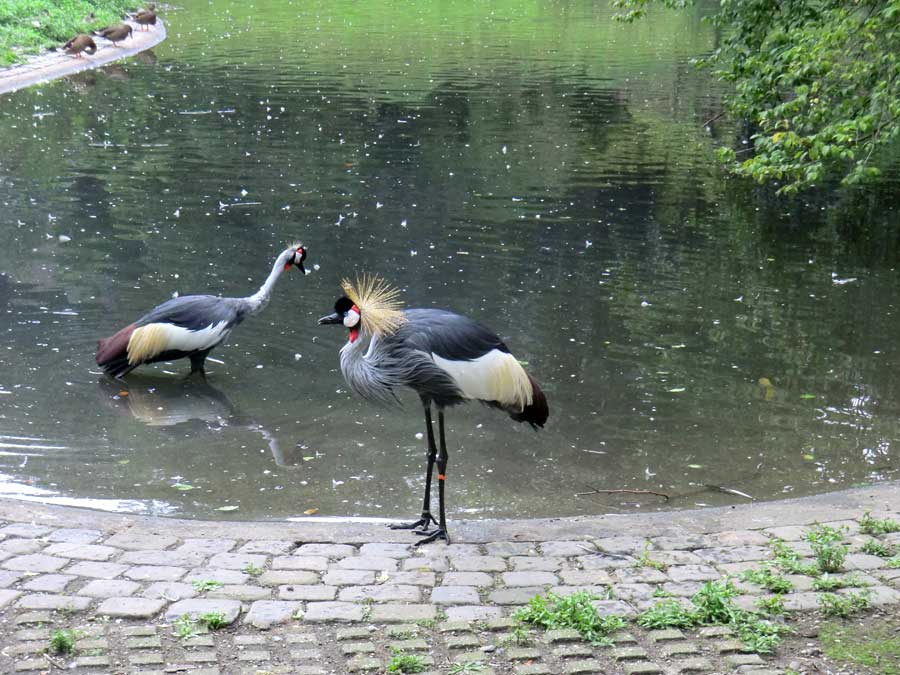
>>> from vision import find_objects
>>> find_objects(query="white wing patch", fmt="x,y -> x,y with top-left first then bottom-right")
432,350 -> 533,410
127,321 -> 231,365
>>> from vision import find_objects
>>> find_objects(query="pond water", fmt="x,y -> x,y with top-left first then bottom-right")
1,0 -> 899,522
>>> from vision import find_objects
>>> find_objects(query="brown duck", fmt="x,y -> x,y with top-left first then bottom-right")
133,4 -> 157,31
63,34 -> 97,58
94,22 -> 134,46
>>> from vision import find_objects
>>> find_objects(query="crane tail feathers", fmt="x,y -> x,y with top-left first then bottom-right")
96,323 -> 138,378
510,373 -> 549,429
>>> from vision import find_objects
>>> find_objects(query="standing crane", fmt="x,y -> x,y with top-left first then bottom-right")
96,245 -> 307,379
318,275 -> 548,544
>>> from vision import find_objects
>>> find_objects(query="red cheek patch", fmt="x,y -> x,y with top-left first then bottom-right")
349,327 -> 360,343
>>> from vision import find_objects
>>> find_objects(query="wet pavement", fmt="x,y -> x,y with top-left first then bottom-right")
0,483 -> 899,673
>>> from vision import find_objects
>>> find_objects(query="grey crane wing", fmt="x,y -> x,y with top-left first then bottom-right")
398,309 -> 510,360
135,295 -> 242,330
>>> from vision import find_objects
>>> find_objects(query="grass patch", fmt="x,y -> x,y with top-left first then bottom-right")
818,590 -> 871,617
741,566 -> 794,594
191,579 -> 224,593
199,611 -> 228,630
771,539 -> 819,576
386,651 -> 428,674
633,541 -> 667,571
888,557 -> 900,569
48,629 -> 78,654
173,615 -> 198,639
637,599 -> 696,629
448,663 -> 484,674
821,620 -> 900,675
513,591 -> 626,645
859,512 -> 900,536
755,595 -> 787,616
0,0 -> 138,66
241,563 -> 264,577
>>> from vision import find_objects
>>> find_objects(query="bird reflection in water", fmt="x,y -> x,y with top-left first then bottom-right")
99,376 -> 300,466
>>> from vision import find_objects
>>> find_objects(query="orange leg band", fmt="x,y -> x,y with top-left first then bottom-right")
437,474 -> 446,480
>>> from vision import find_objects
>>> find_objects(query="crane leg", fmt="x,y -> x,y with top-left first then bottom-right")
189,351 -> 210,379
389,402 -> 439,532
413,409 -> 450,545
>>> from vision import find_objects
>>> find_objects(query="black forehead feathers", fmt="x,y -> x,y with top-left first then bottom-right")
296,246 -> 307,261
334,296 -> 354,313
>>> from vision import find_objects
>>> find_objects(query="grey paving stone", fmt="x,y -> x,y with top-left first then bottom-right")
14,611 -> 51,624
439,621 -> 476,633
259,570 -> 318,586
126,636 -> 163,648
184,568 -> 250,584
716,640 -> 749,654
402,556 -> 449,572
431,585 -> 482,605
129,652 -> 165,665
507,647 -> 541,660
79,579 -> 141,597
4,554 -> 68,573
177,538 -> 237,554
16,593 -> 91,611
517,664 -> 553,675
695,546 -> 770,564
303,601 -> 364,622
272,555 -> 329,571
279,584 -> 337,600
451,556 -> 507,572
122,625 -> 159,636
207,553 -> 269,570
359,543 -> 412,558
42,543 -> 117,560
846,553 -> 888,570
97,596 -> 166,618
444,605 -> 504,621
579,554 -> 635,569
347,655 -> 382,672
337,628 -> 371,640
726,654 -> 766,667
294,543 -> 357,558
653,550 -> 704,565
336,556 -> 399,571
502,571 -> 559,587
339,584 -> 421,602
185,650 -> 219,662
142,581 -> 198,600
443,572 -> 494,587
716,530 -> 771,546
614,568 -> 668,584
698,626 -> 733,638
13,657 -> 50,672
555,643 -> 594,658
238,540 -> 295,555
387,570 -> 436,586
763,526 -> 807,541
341,640 -> 377,655
66,561 -> 128,578
624,663 -> 663,674
545,628 -> 583,643
542,540 -> 597,556
667,565 -> 723,582
564,659 -> 606,674
783,592 -> 821,611
0,569 -> 23,587
323,570 -> 375,586
511,556 -> 566,571
672,657 -> 715,673
208,584 -> 272,601
864,585 -> 900,605
235,635 -> 269,645
662,642 -> 701,656
104,532 -> 178,550
371,603 -> 437,623
485,542 -> 537,557
592,599 -> 638,617
661,581 -> 704,597
120,550 -> 206,567
0,588 -> 22,608
21,574 -> 75,592
489,587 -> 542,605
124,564 -> 187,581
558,570 -> 613,585
0,524 -> 52,538
244,600 -> 303,628
0,539 -> 43,555
165,598 -> 242,624
238,649 -> 272,661
614,583 -> 656,602
614,647 -> 649,661
647,628 -> 686,642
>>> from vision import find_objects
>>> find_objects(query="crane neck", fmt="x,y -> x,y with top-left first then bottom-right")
242,249 -> 292,315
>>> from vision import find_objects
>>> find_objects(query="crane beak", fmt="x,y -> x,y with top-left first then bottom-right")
318,312 -> 342,325
294,260 -> 306,275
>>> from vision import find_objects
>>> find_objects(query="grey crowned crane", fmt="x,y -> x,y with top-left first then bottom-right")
318,275 -> 549,544
96,245 -> 307,379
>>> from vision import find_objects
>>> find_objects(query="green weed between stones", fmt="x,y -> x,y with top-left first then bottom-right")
771,539 -> 819,576
818,591 -> 872,618
806,524 -> 849,573
191,579 -> 224,593
812,573 -> 870,591
242,563 -> 264,577
633,541 -> 667,571
199,611 -> 228,630
859,512 -> 900,536
741,566 -> 794,594
861,539 -> 896,558
637,579 -> 788,654
888,557 -> 900,569
821,620 -> 900,675
386,650 -> 428,674
448,662 -> 484,674
48,628 -> 79,655
173,615 -> 199,639
513,591 -> 626,645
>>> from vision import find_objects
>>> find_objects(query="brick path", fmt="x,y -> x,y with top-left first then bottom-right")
0,483 -> 899,674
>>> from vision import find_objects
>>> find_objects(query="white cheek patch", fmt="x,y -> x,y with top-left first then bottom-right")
344,309 -> 360,327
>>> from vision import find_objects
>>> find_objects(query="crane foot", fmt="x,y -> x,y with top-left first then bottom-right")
413,527 -> 450,546
388,513 -> 437,531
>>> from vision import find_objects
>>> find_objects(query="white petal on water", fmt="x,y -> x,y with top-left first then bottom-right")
58,234 -> 71,243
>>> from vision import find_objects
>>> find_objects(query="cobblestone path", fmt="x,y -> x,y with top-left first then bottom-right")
0,486 -> 898,674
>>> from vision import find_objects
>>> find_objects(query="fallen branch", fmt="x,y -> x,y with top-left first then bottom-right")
575,486 -> 670,501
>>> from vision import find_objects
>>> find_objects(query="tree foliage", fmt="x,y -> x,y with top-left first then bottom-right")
613,0 -> 900,193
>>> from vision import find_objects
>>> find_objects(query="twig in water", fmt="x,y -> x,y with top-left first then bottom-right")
576,486 -> 670,501
705,484 -> 754,501
703,110 -> 727,127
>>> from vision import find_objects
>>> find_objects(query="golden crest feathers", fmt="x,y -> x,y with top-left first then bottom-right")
341,274 -> 406,336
